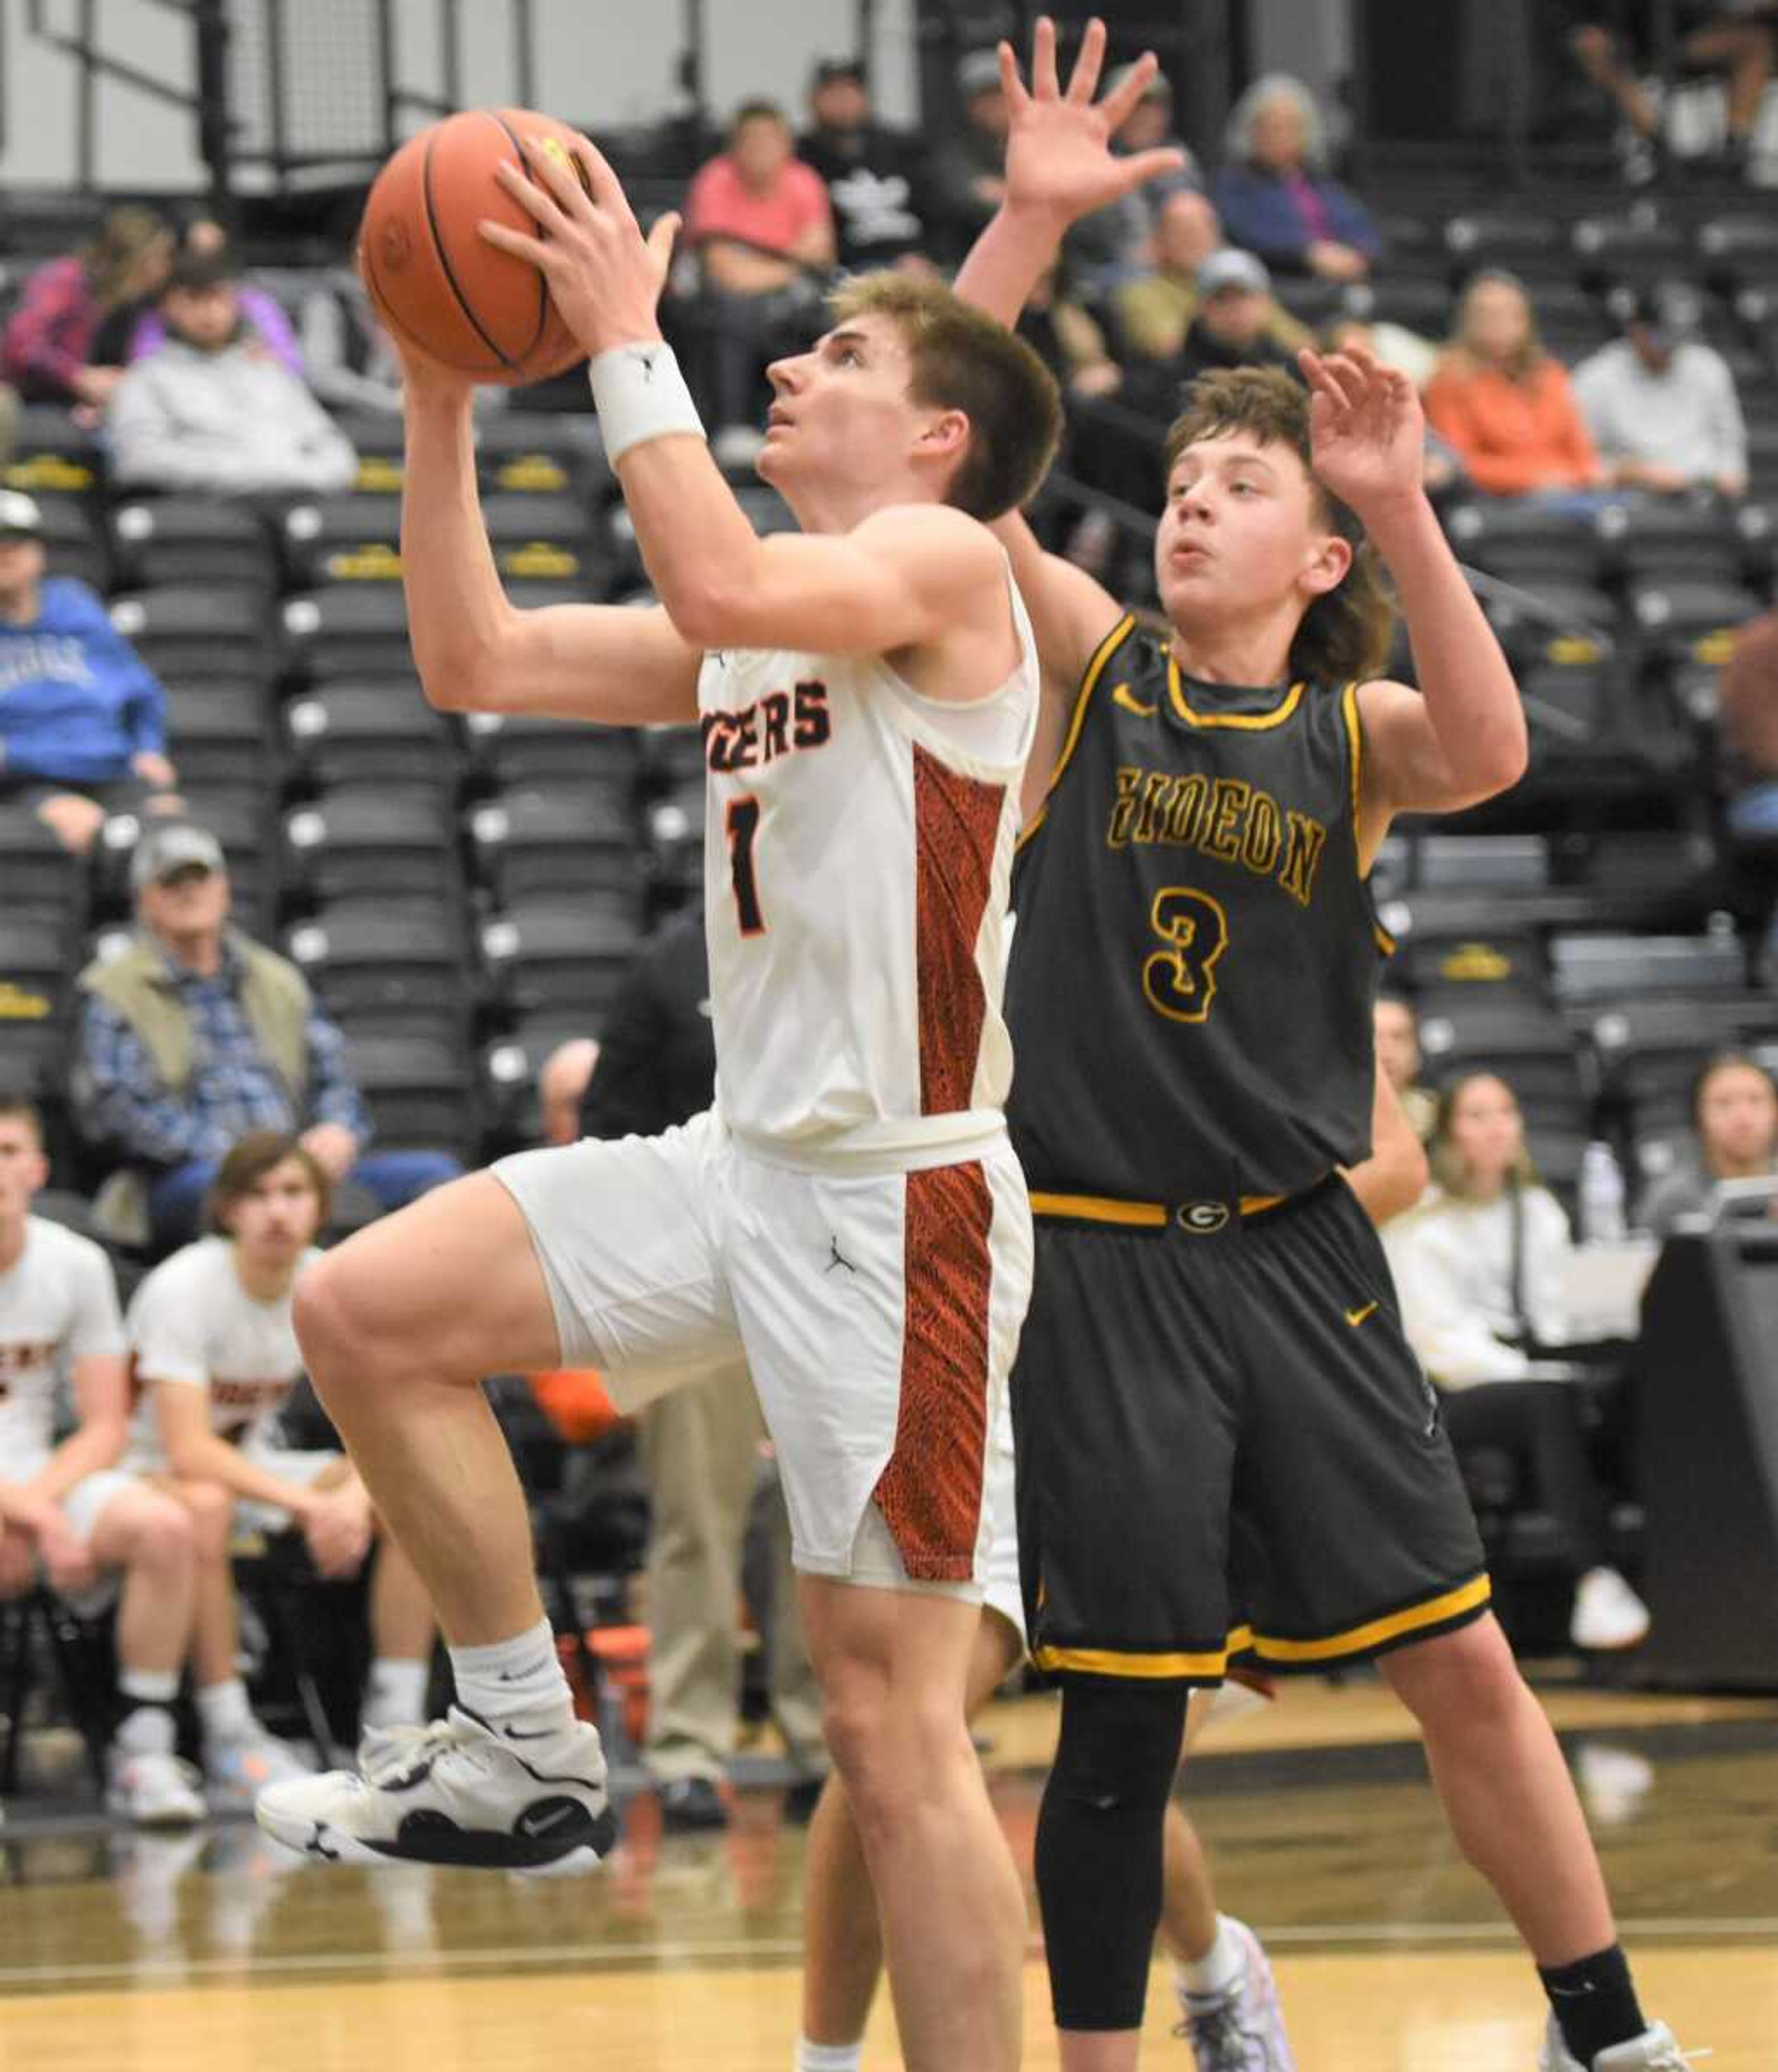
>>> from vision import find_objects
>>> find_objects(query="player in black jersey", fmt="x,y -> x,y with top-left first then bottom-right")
945,23 -> 1690,2072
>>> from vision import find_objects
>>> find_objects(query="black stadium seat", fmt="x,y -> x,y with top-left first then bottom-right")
482,492 -> 604,598
162,680 -> 279,795
284,682 -> 458,799
462,711 -> 638,809
480,899 -> 643,1030
1375,889 -> 1546,998
1550,930 -> 1747,1005
342,1028 -> 479,1160
109,587 -> 275,684
475,412 -> 613,502
1591,993 -> 1778,1138
469,788 -> 645,912
1571,213 -> 1691,290
280,495 -> 403,590
108,498 -> 279,595
283,789 -> 463,908
33,492 -> 107,591
3,405 -> 102,497
1600,500 -> 1746,589
282,586 -> 414,684
1446,501 -> 1604,589
0,809 -> 88,928
286,900 -> 476,1039
1416,994 -> 1591,1135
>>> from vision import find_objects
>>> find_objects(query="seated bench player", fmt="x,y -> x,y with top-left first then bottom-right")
122,1130 -> 436,1804
0,1096 -> 207,1824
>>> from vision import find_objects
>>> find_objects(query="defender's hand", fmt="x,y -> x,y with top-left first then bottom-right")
1300,347 -> 1427,522
482,133 -> 680,357
999,16 -> 1187,228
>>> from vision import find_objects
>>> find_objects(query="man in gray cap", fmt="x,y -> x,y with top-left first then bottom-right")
1573,282 -> 1748,500
1171,247 -> 1305,387
74,820 -> 462,1248
0,488 -> 180,854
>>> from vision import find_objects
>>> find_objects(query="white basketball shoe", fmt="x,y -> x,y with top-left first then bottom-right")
1174,1917 -> 1297,2071
1538,2015 -> 1703,2070
254,1705 -> 615,1873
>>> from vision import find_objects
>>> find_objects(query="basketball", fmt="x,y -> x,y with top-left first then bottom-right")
358,107 -> 590,384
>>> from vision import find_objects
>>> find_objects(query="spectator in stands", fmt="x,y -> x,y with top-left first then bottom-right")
581,908 -> 821,1832
1327,316 -> 1462,493
682,100 -> 835,462
1570,4 -> 1778,181
1063,63 -> 1203,295
124,220 -> 304,378
108,250 -> 357,498
1167,249 -> 1303,386
1574,283 -> 1748,500
300,265 -> 405,416
1115,192 -> 1310,366
927,49 -> 1014,264
0,205 -> 173,408
1425,273 -> 1604,506
74,819 -> 463,1250
124,1130 -> 437,1798
1385,1072 -> 1651,1651
0,1096 -> 209,1825
538,1037 -> 599,1151
1017,261 -> 1123,400
0,489 -> 181,854
799,57 -> 929,274
1211,74 -> 1380,283
1375,992 -> 1438,1143
1639,1052 -> 1778,1232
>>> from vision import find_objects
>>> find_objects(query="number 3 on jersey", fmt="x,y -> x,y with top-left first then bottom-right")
1143,886 -> 1228,1022
726,795 -> 766,936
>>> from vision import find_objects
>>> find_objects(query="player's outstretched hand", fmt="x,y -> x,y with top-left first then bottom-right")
481,133 -> 681,358
1299,346 -> 1427,521
999,15 -> 1187,226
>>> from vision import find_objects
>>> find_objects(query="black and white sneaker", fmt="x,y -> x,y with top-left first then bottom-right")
253,1706 -> 616,1875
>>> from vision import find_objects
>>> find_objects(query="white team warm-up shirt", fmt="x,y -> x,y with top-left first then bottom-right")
0,1217 -> 126,1478
123,1237 -> 319,1472
699,567 -> 1039,1171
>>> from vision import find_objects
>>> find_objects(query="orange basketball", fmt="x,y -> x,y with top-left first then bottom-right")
358,107 -> 590,385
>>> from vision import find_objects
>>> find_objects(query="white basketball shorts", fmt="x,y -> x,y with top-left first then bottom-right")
493,1108 -> 1033,1599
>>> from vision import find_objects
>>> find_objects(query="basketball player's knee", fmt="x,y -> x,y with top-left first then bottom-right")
820,1687 -> 967,1832
1385,1617 -> 1522,1731
181,1479 -> 234,1555
292,1256 -> 385,1400
130,1495 -> 197,1576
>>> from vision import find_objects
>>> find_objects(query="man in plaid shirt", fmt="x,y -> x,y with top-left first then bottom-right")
75,822 -> 461,1247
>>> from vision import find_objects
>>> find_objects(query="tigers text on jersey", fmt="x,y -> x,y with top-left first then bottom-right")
122,1236 -> 319,1471
1007,616 -> 1389,1204
697,581 -> 1039,1171
0,1217 -> 125,1476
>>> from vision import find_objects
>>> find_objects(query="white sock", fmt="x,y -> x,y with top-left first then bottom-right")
1174,1915 -> 1246,2002
196,1676 -> 256,1745
448,1618 -> 576,1738
362,1656 -> 432,1730
794,2041 -> 863,2072
114,1703 -> 176,1757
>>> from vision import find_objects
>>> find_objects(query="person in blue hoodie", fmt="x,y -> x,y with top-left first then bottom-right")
0,489 -> 179,852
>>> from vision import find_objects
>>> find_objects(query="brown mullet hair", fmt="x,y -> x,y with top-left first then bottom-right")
0,1098 -> 44,1146
827,272 -> 1063,523
205,1130 -> 331,1237
1164,366 -> 1398,689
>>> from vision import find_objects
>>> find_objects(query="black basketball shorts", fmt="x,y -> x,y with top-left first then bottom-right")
1013,1174 -> 1490,1683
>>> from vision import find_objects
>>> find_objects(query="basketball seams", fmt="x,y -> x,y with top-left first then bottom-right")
359,221 -> 504,377
421,121 -> 520,371
486,109 -> 552,362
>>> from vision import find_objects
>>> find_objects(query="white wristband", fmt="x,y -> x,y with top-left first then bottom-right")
587,341 -> 705,464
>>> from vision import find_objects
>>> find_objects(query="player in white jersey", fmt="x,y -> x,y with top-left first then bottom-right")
129,1131 -> 435,1807
0,1098 -> 206,1824
255,126 -> 1060,2072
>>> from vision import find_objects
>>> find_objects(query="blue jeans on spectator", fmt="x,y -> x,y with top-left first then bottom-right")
149,1149 -> 463,1249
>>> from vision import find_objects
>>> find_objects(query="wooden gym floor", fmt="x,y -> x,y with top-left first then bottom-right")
1,1676 -> 1774,2068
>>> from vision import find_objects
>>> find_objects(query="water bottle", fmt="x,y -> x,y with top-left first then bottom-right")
1579,1139 -> 1627,1245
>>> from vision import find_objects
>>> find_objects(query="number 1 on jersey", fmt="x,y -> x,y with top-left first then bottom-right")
726,795 -> 766,936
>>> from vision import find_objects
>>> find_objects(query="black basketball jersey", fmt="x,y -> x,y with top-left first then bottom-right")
1007,614 -> 1389,1204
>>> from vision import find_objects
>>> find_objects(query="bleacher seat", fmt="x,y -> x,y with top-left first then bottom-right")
282,586 -> 414,684
480,899 -> 643,1030
332,415 -> 407,496
1571,214 -> 1691,290
108,498 -> 279,595
284,682 -> 457,799
1416,994 -> 1591,1135
469,789 -> 646,912
1550,929 -> 1746,1004
463,711 -> 637,808
110,586 -> 274,684
482,1022 -> 589,1151
340,1028 -> 478,1161
481,492 -> 604,597
475,413 -> 612,502
1446,212 -> 1571,281
34,492 -> 107,591
1376,889 -> 1546,997
280,496 -> 403,590
283,789 -> 463,908
0,912 -> 72,1042
641,723 -> 708,793
1592,992 -> 1778,1139
286,900 -> 475,1039
0,808 -> 87,926
1600,500 -> 1747,589
1628,578 -> 1762,669
161,680 -> 279,795
3,406 -> 102,497
1446,502 -> 1604,588
1413,833 -> 1550,892
1698,213 -> 1778,297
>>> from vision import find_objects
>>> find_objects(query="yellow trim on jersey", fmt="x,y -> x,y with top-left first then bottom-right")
1030,1189 -> 1292,1224
1166,658 -> 1305,730
1018,613 -> 1135,852
1342,677 -> 1365,833
1245,1574 -> 1492,1664
1374,920 -> 1398,957
1032,1632 -> 1254,1680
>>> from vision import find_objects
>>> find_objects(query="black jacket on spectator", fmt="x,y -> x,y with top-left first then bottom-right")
799,123 -> 928,270
926,125 -> 1005,265
1167,316 -> 1303,390
579,910 -> 714,1141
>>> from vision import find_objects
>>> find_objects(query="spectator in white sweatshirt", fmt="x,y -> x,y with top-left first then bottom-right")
1385,1071 -> 1649,1651
108,250 -> 356,498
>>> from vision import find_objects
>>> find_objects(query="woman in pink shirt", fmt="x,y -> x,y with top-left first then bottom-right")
1425,272 -> 1604,506
682,101 -> 836,449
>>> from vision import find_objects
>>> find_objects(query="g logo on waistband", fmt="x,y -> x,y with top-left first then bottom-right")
1177,1201 -> 1231,1234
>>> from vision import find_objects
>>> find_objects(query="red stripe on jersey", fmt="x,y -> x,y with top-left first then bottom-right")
913,744 -> 1003,1116
873,1160 -> 993,1582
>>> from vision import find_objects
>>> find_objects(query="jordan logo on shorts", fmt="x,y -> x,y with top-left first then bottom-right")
825,1235 -> 857,1275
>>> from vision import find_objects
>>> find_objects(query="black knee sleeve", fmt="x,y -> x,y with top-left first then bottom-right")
1034,1676 -> 1191,2032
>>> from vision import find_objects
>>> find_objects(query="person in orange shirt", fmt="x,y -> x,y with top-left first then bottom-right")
1425,272 -> 1604,508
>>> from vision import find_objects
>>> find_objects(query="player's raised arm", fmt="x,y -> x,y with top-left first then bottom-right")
394,340 -> 701,724
951,18 -> 1184,709
1302,347 -> 1529,857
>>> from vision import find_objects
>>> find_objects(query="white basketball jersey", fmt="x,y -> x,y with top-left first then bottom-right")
122,1236 -> 318,1471
0,1217 -> 125,1476
700,569 -> 1039,1170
